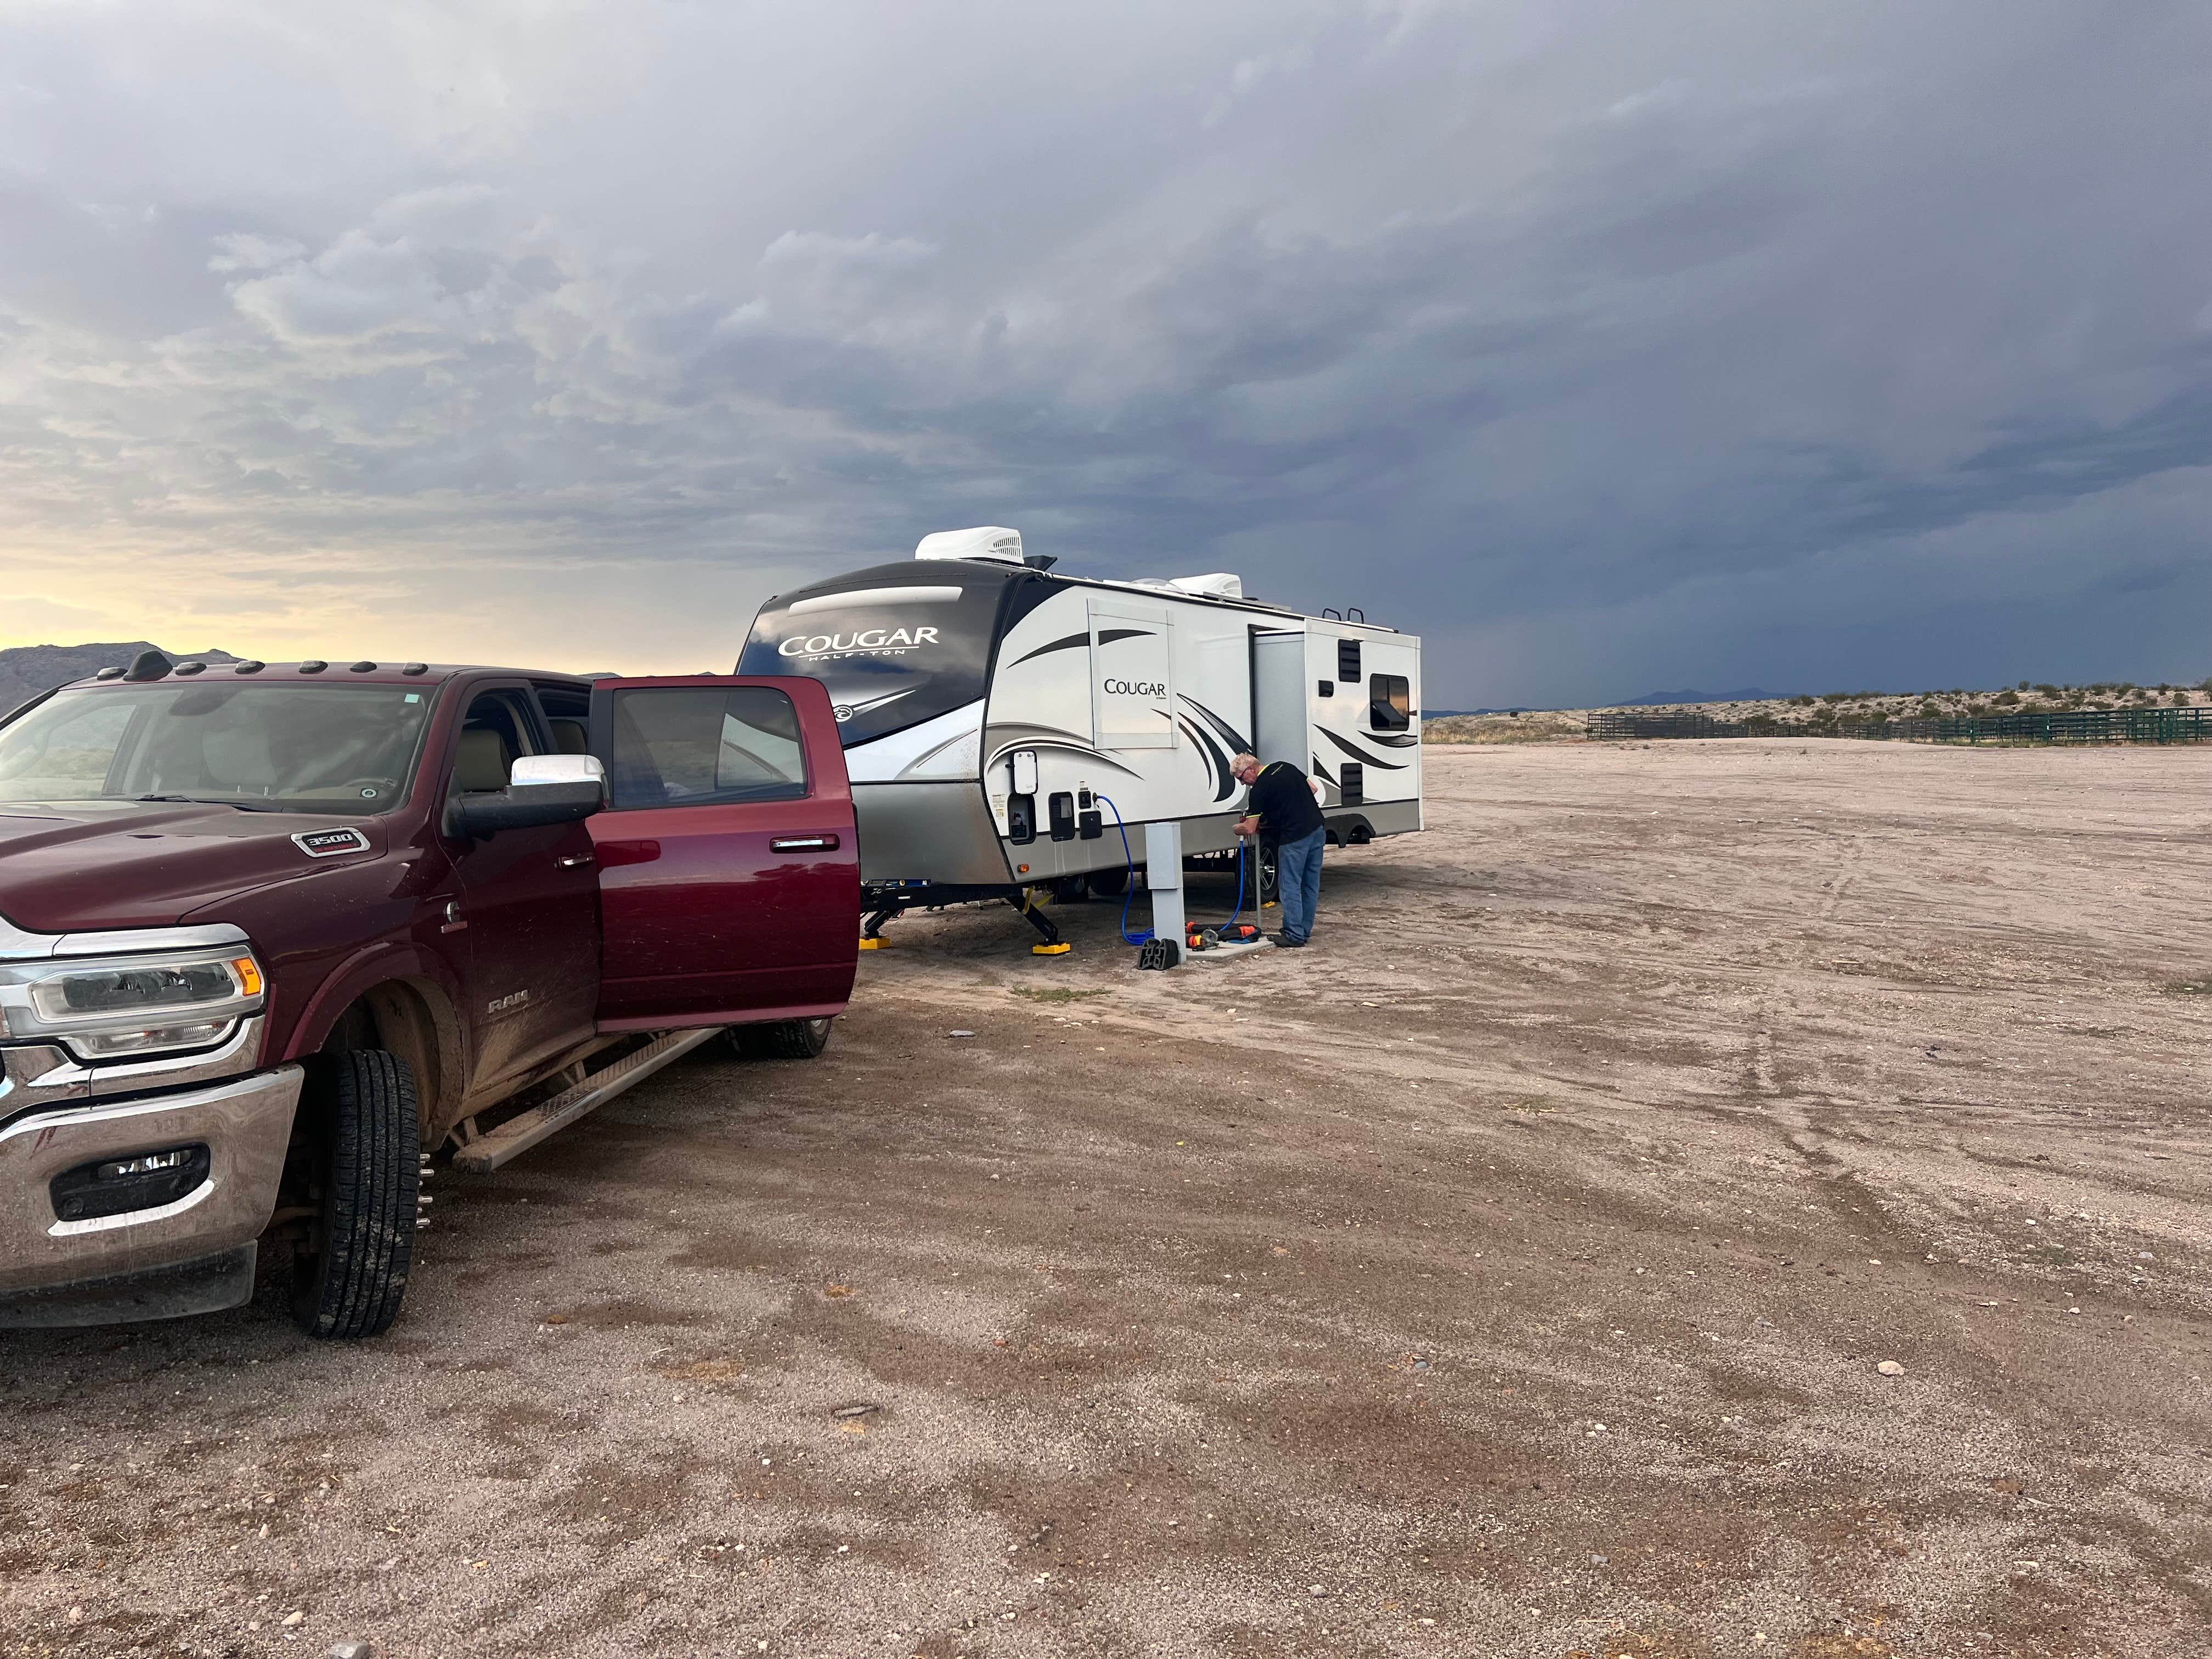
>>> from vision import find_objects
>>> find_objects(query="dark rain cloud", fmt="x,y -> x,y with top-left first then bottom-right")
0,0 -> 2206,697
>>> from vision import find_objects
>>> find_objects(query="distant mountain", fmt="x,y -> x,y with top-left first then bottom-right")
1617,686 -> 1777,706
0,643 -> 240,718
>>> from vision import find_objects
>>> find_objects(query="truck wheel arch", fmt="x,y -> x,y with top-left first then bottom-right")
300,977 -> 464,1140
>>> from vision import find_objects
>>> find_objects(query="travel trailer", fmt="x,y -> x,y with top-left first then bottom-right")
737,528 -> 1423,945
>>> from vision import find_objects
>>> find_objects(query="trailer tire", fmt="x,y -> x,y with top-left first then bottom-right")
730,1017 -> 834,1060
1234,842 -> 1280,910
289,1049 -> 419,1341
1087,865 -> 1128,898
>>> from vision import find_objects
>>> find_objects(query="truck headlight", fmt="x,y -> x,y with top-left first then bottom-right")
0,950 -> 264,1061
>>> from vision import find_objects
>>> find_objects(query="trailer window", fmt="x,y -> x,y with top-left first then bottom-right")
603,686 -> 807,809
1369,674 -> 1410,732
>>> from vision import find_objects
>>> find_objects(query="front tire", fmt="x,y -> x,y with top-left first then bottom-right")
729,1017 -> 834,1060
289,1050 -> 419,1340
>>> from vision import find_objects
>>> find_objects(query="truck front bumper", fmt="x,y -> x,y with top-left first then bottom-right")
0,1065 -> 302,1326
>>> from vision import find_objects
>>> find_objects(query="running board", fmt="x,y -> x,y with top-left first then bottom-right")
450,1027 -> 724,1174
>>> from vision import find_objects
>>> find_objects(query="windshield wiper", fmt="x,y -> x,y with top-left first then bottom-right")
129,794 -> 284,812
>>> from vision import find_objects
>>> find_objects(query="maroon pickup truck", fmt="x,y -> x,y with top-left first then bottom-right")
0,653 -> 857,1338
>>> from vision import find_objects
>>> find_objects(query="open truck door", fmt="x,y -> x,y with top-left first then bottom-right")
585,675 -> 860,1032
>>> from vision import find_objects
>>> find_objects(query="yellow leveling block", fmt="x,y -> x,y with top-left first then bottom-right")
859,937 -> 888,949
1031,942 -> 1073,956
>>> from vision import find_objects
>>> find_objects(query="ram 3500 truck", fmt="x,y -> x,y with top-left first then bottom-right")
0,654 -> 857,1337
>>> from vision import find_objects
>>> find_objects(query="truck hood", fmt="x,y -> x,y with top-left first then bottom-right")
0,800 -> 389,934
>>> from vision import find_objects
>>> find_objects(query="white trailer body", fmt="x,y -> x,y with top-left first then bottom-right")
737,529 -> 1421,900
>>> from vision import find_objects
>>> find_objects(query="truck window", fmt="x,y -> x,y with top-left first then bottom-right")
446,692 -> 537,800
603,686 -> 808,810
1369,673 -> 1410,731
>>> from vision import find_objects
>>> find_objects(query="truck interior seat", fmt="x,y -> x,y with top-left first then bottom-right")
549,719 -> 589,755
200,724 -> 276,793
452,728 -> 514,793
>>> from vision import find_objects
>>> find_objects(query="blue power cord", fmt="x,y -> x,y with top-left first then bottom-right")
1094,793 -> 1153,944
1095,793 -> 1247,945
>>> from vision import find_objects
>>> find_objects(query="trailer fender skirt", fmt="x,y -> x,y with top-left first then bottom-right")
1031,942 -> 1073,956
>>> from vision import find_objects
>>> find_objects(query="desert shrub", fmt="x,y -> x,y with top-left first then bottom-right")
2034,683 -> 2061,697
1993,689 -> 2019,706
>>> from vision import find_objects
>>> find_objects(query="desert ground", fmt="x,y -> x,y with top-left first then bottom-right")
4,739 -> 2211,1658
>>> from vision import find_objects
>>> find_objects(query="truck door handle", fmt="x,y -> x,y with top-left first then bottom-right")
558,853 -> 596,868
770,835 -> 839,853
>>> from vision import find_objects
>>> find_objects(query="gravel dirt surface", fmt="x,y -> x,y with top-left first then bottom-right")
5,740 -> 2210,1659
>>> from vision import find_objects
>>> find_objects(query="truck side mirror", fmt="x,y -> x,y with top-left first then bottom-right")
447,754 -> 606,839
511,753 -> 607,803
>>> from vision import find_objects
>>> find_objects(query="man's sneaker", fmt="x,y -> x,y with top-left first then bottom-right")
1272,934 -> 1308,949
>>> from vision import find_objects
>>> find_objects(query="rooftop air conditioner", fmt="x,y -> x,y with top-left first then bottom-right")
1167,573 -> 1243,599
916,526 -> 1025,565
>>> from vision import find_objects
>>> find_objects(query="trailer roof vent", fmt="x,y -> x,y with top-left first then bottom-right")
1167,573 -> 1243,600
915,526 -> 1025,565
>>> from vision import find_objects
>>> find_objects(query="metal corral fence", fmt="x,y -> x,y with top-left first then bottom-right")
1587,706 -> 2212,746
1585,710 -> 1753,740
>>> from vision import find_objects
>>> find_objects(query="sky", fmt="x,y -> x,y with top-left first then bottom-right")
2,1 -> 2207,707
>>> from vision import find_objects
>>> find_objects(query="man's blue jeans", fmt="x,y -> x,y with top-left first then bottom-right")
1276,826 -> 1326,944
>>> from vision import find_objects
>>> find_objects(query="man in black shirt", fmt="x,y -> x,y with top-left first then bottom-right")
1231,752 -> 1326,948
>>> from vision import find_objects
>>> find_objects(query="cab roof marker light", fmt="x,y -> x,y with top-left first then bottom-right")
402,662 -> 430,675
349,661 -> 377,673
174,661 -> 207,676
95,666 -> 125,680
234,661 -> 266,674
298,660 -> 327,674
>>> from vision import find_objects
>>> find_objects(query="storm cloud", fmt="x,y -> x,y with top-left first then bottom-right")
2,1 -> 2207,702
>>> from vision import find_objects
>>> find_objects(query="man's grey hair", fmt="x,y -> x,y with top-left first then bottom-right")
1231,752 -> 1260,773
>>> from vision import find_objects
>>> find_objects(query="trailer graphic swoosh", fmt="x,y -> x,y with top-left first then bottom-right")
1006,628 -> 1151,668
1315,727 -> 1408,770
983,725 -> 1146,778
1178,695 -> 1252,758
1177,715 -> 1238,802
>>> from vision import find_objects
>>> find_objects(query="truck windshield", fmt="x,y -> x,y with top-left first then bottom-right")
738,572 -> 1008,748
0,683 -> 436,814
